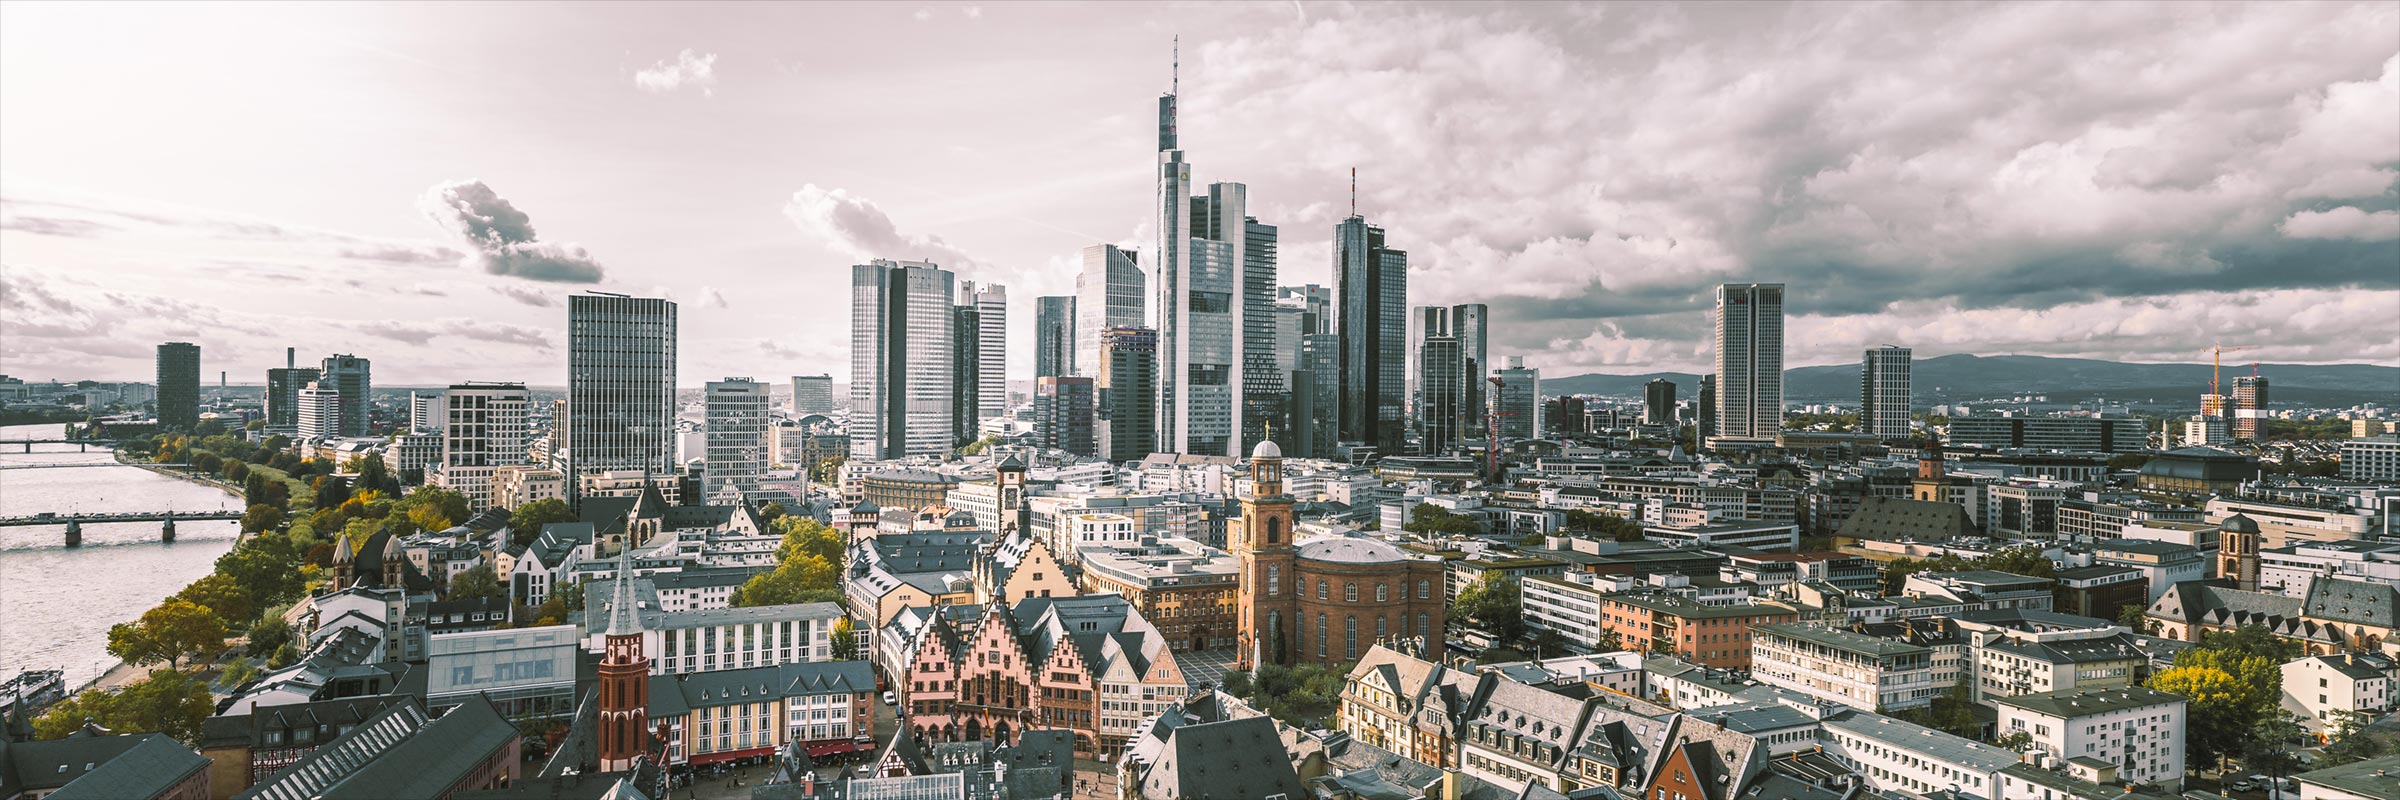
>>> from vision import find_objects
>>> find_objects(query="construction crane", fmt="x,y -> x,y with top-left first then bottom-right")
2206,344 -> 2258,402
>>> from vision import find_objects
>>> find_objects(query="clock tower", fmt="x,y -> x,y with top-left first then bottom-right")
1235,439 -> 1297,670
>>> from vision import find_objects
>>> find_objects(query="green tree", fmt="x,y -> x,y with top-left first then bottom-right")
33,669 -> 213,743
759,502 -> 788,524
831,617 -> 859,661
1219,669 -> 1253,698
106,622 -> 166,670
247,612 -> 293,657
175,573 -> 258,629
2196,624 -> 2303,662
109,601 -> 225,670
447,564 -> 506,603
400,484 -> 470,532
2246,714 -> 2306,786
2329,709 -> 2371,743
2115,603 -> 2158,635
1978,546 -> 2055,579
508,498 -> 576,547
1454,573 -> 1526,645
811,455 -> 846,484
1994,731 -> 2034,752
1564,509 -> 1647,542
1404,503 -> 1485,536
2150,664 -> 2252,772
240,503 -> 287,534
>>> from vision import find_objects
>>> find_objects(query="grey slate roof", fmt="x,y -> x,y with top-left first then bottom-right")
39,734 -> 208,800
2294,753 -> 2400,798
326,695 -> 519,799
1838,495 -> 1979,541
2305,577 -> 2400,628
1134,716 -> 1307,800
1992,686 -> 2185,719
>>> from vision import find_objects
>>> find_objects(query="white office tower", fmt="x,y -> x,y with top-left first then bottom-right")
1861,345 -> 1913,440
1495,356 -> 1541,440
1075,244 -> 1145,379
852,259 -> 958,460
1713,283 -> 1785,445
960,280 -> 1007,418
566,293 -> 678,492
1152,67 -> 1270,456
297,382 -> 340,440
434,382 -> 531,509
704,378 -> 770,495
410,392 -> 445,434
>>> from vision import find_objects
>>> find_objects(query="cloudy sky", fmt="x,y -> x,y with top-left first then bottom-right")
3,1 -> 2395,387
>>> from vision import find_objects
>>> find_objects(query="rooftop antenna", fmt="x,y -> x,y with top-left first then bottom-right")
1173,35 -> 1179,96
1351,167 -> 1357,217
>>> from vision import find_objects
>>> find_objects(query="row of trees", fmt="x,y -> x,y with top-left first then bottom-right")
1878,545 -> 2056,594
1219,661 -> 1348,727
1563,509 -> 1647,542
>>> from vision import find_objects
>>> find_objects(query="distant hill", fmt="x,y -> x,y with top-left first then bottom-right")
1543,354 -> 2400,406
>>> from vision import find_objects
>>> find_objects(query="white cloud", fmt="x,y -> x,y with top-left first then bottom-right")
2280,207 -> 2400,242
634,49 -> 718,96
419,180 -> 608,283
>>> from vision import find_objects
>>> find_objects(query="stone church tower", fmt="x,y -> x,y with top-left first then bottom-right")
1234,439 -> 1297,670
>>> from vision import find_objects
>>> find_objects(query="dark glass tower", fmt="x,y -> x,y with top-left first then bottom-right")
156,342 -> 199,431
1335,215 -> 1407,456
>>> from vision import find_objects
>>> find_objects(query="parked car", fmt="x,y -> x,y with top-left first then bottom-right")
882,691 -> 896,706
2229,779 -> 2257,792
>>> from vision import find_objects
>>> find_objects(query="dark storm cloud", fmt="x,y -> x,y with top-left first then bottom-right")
420,180 -> 608,283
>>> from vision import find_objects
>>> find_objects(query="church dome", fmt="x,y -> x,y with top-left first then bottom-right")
1251,439 -> 1283,460
2220,513 -> 2260,534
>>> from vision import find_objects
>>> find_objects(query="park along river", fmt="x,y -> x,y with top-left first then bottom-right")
0,422 -> 242,689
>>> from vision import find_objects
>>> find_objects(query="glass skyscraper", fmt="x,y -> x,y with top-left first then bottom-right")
1713,283 -> 1785,444
1035,295 -> 1076,379
319,353 -> 372,437
567,293 -> 678,491
1075,244 -> 1144,381
704,378 -> 769,494
155,342 -> 199,431
850,260 -> 956,460
1335,214 -> 1408,456
1861,345 -> 1912,440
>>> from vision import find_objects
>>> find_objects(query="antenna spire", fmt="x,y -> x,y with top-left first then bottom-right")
1351,167 -> 1357,216
1173,35 -> 1179,95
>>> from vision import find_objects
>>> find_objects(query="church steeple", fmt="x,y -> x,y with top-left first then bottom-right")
597,545 -> 651,772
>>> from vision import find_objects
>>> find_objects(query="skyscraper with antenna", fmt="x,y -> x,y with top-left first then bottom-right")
1154,36 -> 1279,457
1336,170 -> 1409,457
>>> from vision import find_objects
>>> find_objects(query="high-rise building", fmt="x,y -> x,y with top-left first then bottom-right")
567,293 -> 678,490
791,374 -> 834,416
1274,303 -> 1306,373
1296,333 -> 1341,459
1098,326 -> 1157,463
1698,374 -> 1718,439
850,260 -> 955,460
1153,69 -> 1274,457
2233,375 -> 2269,440
953,304 -> 983,447
1452,303 -> 1489,436
297,381 -> 340,440
1035,295 -> 1077,379
155,342 -> 199,431
410,392 -> 445,435
265,347 -> 318,430
1862,345 -> 1913,440
1034,376 -> 1095,456
318,354 -> 372,437
961,280 -> 1007,419
1495,356 -> 1541,440
1713,283 -> 1785,444
1415,307 -> 1462,455
704,378 -> 769,495
1644,378 -> 1677,426
1335,214 -> 1408,455
1075,244 -> 1145,380
434,382 -> 531,509
1279,285 -> 1332,335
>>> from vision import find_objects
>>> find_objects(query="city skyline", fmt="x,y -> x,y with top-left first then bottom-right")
5,2 -> 2398,387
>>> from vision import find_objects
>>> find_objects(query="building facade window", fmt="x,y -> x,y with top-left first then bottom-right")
1267,565 -> 1281,596
1376,583 -> 1388,602
1318,613 -> 1328,658
1346,616 -> 1359,659
1346,583 -> 1358,602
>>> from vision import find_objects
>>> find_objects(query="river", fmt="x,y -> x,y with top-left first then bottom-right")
0,422 -> 243,689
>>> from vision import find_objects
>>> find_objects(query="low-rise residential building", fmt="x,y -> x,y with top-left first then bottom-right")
1588,589 -> 1800,669
1751,623 -> 1936,711
647,659 -> 878,768
1964,617 -> 2148,703
1642,521 -> 1800,552
1993,686 -> 2187,793
1076,536 -> 1240,652
2283,653 -> 2395,728
582,583 -> 842,674
1820,710 -> 2017,800
2092,539 -> 2208,604
1905,570 -> 2056,612
1446,554 -> 1570,601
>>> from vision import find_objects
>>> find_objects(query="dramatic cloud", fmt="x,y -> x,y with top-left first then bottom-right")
634,49 -> 717,96
1186,4 -> 2400,371
783,183 -> 983,269
419,180 -> 608,283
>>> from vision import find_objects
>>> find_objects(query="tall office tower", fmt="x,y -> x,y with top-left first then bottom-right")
1098,326 -> 1158,463
1034,376 -> 1096,456
2233,375 -> 2270,440
1495,357 -> 1541,440
410,392 -> 445,434
297,382 -> 340,440
567,293 -> 678,489
1296,333 -> 1341,459
1075,244 -> 1145,379
318,354 -> 372,437
852,260 -> 956,460
1274,303 -> 1306,373
1712,283 -> 1785,444
961,280 -> 1007,418
1035,295 -> 1077,379
953,305 -> 983,447
155,342 -> 199,430
703,378 -> 769,495
435,382 -> 531,509
1278,285 -> 1332,334
791,374 -> 834,416
264,348 -> 318,429
1416,310 -> 1463,456
1235,204 -> 1283,455
1861,345 -> 1914,440
1153,65 -> 1268,457
1644,378 -> 1677,426
1451,303 -> 1489,436
1335,213 -> 1408,456
1697,375 -> 1718,439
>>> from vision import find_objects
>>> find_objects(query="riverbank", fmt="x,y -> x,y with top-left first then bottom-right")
114,450 -> 245,501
